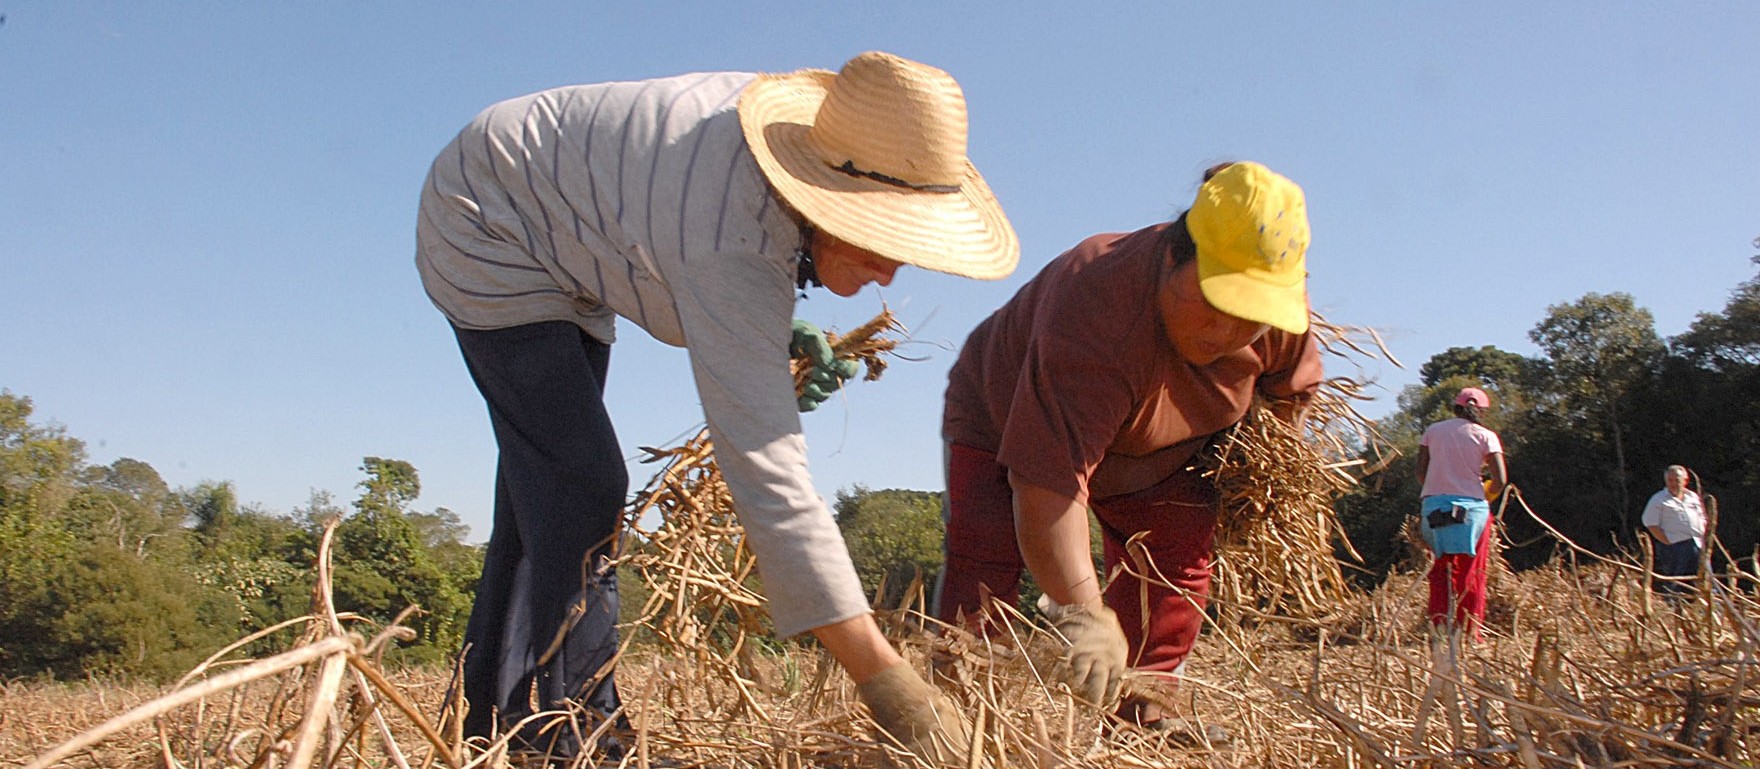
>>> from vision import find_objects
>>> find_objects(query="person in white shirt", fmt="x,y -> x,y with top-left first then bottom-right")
417,51 -> 1017,763
1642,464 -> 1705,595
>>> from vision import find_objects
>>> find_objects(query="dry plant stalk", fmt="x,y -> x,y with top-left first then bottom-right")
15,520 -> 1760,768
608,311 -> 906,729
1195,314 -> 1395,623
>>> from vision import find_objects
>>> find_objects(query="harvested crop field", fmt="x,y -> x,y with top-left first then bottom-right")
8,546 -> 1760,769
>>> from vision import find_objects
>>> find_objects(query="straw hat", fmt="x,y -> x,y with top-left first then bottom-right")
739,51 -> 1018,281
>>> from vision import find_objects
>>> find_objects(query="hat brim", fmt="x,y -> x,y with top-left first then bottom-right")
1197,262 -> 1311,335
739,70 -> 1019,281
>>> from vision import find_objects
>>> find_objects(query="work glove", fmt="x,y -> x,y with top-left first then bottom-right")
1038,595 -> 1130,708
856,661 -> 971,765
791,319 -> 861,412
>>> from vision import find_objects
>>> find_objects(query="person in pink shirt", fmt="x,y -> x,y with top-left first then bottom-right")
1415,387 -> 1508,636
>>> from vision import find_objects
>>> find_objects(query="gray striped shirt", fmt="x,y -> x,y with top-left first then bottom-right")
416,72 -> 870,637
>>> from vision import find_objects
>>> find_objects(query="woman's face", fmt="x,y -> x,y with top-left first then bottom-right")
812,230 -> 902,297
1159,258 -> 1271,365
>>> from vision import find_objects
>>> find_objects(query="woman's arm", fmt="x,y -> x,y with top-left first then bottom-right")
1009,472 -> 1101,607
674,249 -> 874,639
811,615 -> 903,682
1010,471 -> 1128,707
1485,451 -> 1507,500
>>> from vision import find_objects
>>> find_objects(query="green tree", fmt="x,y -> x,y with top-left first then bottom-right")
357,456 -> 420,515
329,457 -> 475,663
39,543 -> 242,681
833,486 -> 945,610
1527,292 -> 1664,531
410,506 -> 483,595
83,458 -> 187,557
0,392 -> 85,674
1625,242 -> 1760,555
0,394 -> 246,679
294,488 -> 348,530
0,391 -> 86,519
1418,345 -> 1533,389
184,480 -> 240,554
1673,246 -> 1760,370
189,500 -> 309,634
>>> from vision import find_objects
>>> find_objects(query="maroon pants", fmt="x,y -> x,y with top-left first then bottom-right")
1427,520 -> 1494,636
936,444 -> 1218,673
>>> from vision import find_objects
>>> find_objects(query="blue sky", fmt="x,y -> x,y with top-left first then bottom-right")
4,3 -> 1756,541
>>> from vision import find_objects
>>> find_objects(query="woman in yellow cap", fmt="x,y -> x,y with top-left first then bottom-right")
935,162 -> 1323,733
417,52 -> 1016,763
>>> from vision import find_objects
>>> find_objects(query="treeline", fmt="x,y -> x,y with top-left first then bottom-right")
833,485 -> 947,609
0,392 -> 960,682
1341,244 -> 1760,576
0,395 -> 481,680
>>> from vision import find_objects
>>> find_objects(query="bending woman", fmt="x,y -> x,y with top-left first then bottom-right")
936,162 -> 1323,729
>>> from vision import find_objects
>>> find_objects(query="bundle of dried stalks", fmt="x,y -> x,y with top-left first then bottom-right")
1195,314 -> 1397,623
611,310 -> 906,715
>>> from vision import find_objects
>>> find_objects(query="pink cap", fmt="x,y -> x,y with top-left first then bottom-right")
1454,387 -> 1490,409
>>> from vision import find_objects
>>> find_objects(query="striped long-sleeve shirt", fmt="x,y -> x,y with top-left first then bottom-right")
415,72 -> 870,637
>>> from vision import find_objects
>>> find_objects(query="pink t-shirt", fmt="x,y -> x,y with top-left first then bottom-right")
1420,418 -> 1502,498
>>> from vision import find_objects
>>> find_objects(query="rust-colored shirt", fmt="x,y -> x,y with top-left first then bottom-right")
943,223 -> 1324,503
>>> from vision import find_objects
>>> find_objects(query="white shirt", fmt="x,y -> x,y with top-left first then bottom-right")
416,72 -> 868,637
1642,488 -> 1705,547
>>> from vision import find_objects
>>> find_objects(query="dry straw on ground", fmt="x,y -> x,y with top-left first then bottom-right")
13,542 -> 1760,768
11,311 -> 1760,768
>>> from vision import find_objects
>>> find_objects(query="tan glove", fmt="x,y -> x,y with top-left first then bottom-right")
1039,595 -> 1130,707
856,661 -> 970,765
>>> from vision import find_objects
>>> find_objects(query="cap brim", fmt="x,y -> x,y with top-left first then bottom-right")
1197,262 -> 1311,335
739,71 -> 1019,280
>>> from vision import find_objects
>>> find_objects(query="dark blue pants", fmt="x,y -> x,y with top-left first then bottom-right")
453,321 -> 628,756
1653,538 -> 1701,595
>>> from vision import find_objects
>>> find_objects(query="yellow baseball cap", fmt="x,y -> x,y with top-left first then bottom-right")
1187,162 -> 1311,335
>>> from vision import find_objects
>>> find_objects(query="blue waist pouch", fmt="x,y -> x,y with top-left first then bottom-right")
1419,494 -> 1490,556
